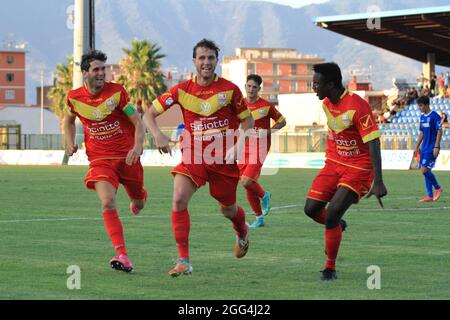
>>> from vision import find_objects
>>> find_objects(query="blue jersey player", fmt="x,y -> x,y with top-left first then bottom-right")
414,96 -> 443,202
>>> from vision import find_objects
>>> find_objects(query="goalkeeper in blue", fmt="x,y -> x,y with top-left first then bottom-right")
414,96 -> 443,202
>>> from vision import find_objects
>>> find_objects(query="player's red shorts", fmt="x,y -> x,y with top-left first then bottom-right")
307,159 -> 374,203
238,147 -> 267,181
85,158 -> 146,200
172,162 -> 239,206
238,162 -> 263,181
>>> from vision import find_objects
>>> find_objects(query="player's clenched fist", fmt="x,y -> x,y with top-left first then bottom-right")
66,143 -> 78,156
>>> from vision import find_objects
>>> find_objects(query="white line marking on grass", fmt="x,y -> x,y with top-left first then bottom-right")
1,203 -> 449,224
269,204 -> 450,213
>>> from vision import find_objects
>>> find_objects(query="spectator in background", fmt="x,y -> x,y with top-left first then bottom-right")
430,73 -> 436,97
441,112 -> 448,129
446,85 -> 450,98
445,72 -> 450,89
417,73 -> 426,91
438,73 -> 445,95
422,85 -> 431,98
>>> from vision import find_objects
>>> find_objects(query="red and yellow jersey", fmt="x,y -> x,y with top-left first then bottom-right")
152,75 -> 250,162
244,97 -> 285,157
323,90 -> 380,170
245,97 -> 285,131
66,82 -> 136,161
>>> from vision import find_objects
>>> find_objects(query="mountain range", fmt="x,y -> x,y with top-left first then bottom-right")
2,0 -> 449,104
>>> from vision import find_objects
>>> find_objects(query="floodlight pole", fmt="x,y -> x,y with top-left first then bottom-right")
72,0 -> 95,146
40,71 -> 44,134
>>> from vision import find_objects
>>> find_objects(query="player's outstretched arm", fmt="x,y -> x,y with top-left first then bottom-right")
63,113 -> 78,156
143,105 -> 174,155
368,138 -> 387,207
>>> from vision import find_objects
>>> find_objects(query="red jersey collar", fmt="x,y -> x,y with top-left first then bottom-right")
192,74 -> 219,84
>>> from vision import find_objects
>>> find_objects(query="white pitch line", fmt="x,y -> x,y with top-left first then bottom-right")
1,203 -> 449,224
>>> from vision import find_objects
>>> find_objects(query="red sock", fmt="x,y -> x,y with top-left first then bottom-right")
324,225 -> 342,270
103,209 -> 127,256
246,189 -> 262,216
313,208 -> 327,225
244,181 -> 265,198
171,209 -> 190,260
231,206 -> 248,238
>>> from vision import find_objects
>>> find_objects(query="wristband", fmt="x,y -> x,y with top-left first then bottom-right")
433,147 -> 440,149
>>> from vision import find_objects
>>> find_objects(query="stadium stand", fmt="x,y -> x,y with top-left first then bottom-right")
380,97 -> 450,149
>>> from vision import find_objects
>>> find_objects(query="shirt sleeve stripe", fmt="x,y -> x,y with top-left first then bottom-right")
362,130 -> 381,143
275,115 -> 286,124
153,99 -> 165,114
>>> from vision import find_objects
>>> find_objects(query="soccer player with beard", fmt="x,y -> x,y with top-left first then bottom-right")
304,62 -> 387,281
143,39 -> 254,277
238,74 -> 286,228
64,50 -> 147,273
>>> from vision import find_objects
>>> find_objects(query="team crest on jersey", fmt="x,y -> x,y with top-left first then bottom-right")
105,99 -> 116,111
341,113 -> 350,127
200,101 -> 212,114
218,93 -> 227,106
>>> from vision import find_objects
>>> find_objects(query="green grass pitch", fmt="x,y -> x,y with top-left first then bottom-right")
0,165 -> 449,299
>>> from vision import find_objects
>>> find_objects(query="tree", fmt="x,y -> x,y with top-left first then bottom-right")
117,39 -> 167,114
47,56 -> 73,129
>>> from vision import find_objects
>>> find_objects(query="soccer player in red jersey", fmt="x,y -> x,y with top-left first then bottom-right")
239,74 -> 286,228
143,39 -> 254,277
304,63 -> 387,281
64,50 -> 147,273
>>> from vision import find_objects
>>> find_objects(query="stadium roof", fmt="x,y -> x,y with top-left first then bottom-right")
314,6 -> 450,67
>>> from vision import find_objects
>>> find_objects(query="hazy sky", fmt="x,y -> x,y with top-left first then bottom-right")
245,0 -> 329,7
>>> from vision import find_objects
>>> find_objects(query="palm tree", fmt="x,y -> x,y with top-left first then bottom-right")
117,39 -> 167,114
48,56 -> 73,128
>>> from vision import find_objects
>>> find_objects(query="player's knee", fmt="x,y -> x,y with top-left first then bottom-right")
172,193 -> 189,211
325,213 -> 340,229
241,177 -> 252,188
304,203 -> 318,218
220,205 -> 235,219
101,197 -> 116,211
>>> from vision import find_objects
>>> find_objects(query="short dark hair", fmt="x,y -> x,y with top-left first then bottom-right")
247,74 -> 262,86
417,96 -> 430,106
313,62 -> 343,88
81,49 -> 107,72
193,39 -> 220,59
